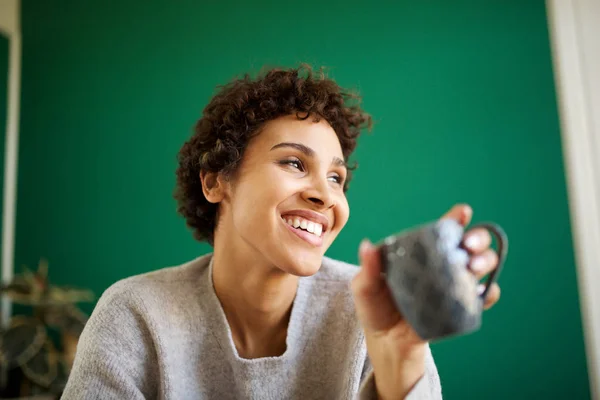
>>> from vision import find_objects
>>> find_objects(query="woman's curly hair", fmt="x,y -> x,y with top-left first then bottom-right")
174,64 -> 372,244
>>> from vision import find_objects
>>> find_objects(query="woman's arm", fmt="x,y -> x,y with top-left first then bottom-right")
352,204 -> 501,399
62,283 -> 158,400
358,345 -> 442,400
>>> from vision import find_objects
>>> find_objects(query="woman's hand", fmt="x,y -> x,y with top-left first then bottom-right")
350,204 -> 501,399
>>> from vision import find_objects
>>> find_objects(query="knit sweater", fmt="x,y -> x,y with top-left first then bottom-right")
62,254 -> 442,399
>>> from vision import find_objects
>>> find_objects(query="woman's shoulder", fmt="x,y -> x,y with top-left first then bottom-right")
98,253 -> 213,310
61,257 -> 215,399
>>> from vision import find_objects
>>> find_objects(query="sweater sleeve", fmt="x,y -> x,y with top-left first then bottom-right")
357,345 -> 442,400
61,283 -> 159,400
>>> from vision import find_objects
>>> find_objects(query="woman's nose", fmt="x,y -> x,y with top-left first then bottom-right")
301,178 -> 334,209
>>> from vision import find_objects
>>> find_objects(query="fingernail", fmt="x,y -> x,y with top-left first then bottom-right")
464,204 -> 473,218
359,239 -> 372,252
460,204 -> 473,225
471,256 -> 487,272
464,235 -> 480,249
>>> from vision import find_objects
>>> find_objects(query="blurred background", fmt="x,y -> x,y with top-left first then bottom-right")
1,0 -> 598,399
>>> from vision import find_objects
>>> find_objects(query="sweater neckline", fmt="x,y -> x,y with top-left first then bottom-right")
203,254 -> 314,365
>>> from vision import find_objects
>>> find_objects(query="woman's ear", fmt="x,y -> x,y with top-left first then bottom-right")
200,170 -> 226,203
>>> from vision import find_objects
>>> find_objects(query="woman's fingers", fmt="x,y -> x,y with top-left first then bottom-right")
462,222 -> 502,310
463,228 -> 492,255
356,239 -> 385,293
351,240 -> 402,333
481,282 -> 501,310
441,204 -> 473,227
469,249 -> 499,279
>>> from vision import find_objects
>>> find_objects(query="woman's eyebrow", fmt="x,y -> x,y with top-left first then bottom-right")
332,157 -> 347,169
271,142 -> 348,169
270,142 -> 314,157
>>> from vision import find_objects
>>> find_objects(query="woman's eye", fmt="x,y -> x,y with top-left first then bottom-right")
328,174 -> 343,185
280,159 -> 304,171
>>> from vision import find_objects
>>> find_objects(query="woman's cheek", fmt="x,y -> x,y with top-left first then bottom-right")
337,196 -> 350,225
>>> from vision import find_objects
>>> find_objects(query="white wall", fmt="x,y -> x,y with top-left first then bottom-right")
547,1 -> 600,399
0,0 -> 21,328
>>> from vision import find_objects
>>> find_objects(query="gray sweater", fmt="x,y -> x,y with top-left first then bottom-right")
62,254 -> 442,399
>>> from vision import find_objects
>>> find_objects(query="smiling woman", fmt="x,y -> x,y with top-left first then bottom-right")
202,115 -> 352,278
61,65 -> 499,399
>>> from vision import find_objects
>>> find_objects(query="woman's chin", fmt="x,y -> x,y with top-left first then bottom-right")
280,253 -> 323,277
291,265 -> 321,277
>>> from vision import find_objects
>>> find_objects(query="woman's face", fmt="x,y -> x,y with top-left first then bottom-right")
215,114 -> 350,276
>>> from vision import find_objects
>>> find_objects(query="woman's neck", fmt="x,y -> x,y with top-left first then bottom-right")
211,240 -> 299,359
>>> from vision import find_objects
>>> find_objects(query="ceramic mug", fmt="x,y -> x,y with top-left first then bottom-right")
378,218 -> 508,341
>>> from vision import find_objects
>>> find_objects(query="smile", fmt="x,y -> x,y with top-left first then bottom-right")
282,216 -> 323,237
280,215 -> 326,247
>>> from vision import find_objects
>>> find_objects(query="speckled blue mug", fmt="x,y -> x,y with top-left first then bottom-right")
379,219 -> 508,341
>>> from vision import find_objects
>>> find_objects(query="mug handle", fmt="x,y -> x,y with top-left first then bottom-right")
467,222 -> 509,300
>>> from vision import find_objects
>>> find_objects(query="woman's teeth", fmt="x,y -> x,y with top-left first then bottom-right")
283,216 -> 323,237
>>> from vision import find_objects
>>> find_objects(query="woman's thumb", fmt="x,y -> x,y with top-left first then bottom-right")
354,239 -> 385,298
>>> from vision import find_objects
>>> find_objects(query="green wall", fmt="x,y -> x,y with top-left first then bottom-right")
16,1 -> 590,399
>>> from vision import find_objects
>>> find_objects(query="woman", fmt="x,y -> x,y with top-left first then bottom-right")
62,65 -> 501,399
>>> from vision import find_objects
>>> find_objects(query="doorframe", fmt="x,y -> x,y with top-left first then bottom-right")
547,1 -> 600,398
0,0 -> 21,329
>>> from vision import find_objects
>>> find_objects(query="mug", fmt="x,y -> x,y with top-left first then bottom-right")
378,218 -> 508,341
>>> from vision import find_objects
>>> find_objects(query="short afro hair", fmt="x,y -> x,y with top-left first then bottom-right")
174,64 -> 372,244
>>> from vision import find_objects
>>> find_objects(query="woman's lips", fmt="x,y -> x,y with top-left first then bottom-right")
282,219 -> 324,247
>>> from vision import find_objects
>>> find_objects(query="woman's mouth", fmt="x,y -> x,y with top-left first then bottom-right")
281,216 -> 324,247
282,216 -> 323,236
